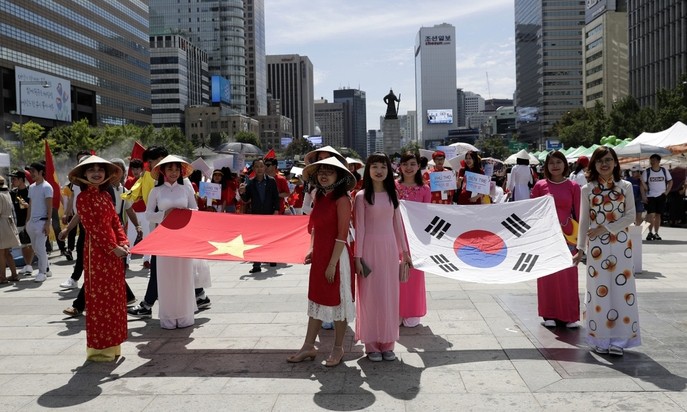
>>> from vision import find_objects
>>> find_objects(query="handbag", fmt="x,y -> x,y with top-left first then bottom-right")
561,204 -> 578,246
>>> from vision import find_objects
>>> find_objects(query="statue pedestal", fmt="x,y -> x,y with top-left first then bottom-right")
382,118 -> 401,155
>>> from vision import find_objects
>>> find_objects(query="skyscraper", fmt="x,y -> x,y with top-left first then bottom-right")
314,99 -> 346,148
244,0 -> 267,116
415,23 -> 458,147
150,34 -> 210,129
629,1 -> 687,107
515,0 -> 585,148
0,0 -> 150,127
333,88 -> 367,157
583,1 -> 628,109
266,54 -> 314,140
149,0 -> 248,114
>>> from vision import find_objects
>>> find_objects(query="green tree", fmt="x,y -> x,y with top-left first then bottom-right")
399,141 -> 421,156
475,136 -> 509,160
9,120 -> 47,164
284,137 -> 315,158
144,127 -> 195,159
234,131 -> 261,148
608,96 -> 655,139
336,147 -> 362,160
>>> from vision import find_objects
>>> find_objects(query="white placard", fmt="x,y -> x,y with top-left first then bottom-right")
191,157 -> 212,179
199,181 -> 222,200
429,170 -> 456,192
213,156 -> 234,171
464,171 -> 491,195
436,145 -> 457,160
484,163 -> 494,177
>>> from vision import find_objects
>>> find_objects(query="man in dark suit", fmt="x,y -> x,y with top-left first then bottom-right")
239,157 -> 279,273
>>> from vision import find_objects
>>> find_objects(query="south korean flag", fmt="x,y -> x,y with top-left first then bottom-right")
399,196 -> 573,284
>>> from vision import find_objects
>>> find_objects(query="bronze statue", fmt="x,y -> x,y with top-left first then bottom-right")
383,89 -> 401,119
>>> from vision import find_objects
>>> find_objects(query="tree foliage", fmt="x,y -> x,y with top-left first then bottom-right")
234,131 -> 261,148
284,137 -> 315,158
475,136 -> 510,160
551,74 -> 687,148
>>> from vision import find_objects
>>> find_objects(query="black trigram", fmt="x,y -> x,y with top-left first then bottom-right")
513,253 -> 539,272
430,254 -> 459,272
501,213 -> 531,237
425,216 -> 451,240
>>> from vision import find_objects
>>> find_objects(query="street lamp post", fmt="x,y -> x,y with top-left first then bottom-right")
17,80 -> 51,164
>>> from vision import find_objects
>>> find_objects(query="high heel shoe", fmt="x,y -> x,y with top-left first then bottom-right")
287,346 -> 317,363
324,346 -> 344,367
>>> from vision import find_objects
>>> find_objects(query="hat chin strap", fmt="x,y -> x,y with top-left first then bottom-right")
315,176 -> 350,194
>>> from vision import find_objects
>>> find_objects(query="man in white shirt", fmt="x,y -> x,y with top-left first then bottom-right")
640,154 -> 672,240
26,162 -> 53,282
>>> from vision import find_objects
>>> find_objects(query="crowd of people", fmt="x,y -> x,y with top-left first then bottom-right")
2,143 -> 687,364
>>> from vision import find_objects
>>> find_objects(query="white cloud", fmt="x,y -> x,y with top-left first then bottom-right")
265,0 -> 517,132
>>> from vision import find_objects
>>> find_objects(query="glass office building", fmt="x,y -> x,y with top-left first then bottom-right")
0,0 -> 150,129
333,88 -> 367,158
150,0 -> 248,114
266,54 -> 314,140
629,1 -> 687,107
515,0 -> 585,148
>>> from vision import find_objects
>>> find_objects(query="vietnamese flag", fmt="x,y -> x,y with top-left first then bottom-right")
264,148 -> 276,159
130,210 -> 310,263
44,140 -> 61,210
128,141 -> 146,177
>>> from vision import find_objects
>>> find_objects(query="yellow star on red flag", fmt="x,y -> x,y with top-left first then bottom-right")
208,235 -> 261,259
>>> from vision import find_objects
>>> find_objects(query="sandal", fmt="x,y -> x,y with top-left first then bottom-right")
0,278 -> 8,284
324,346 -> 344,367
8,274 -> 20,282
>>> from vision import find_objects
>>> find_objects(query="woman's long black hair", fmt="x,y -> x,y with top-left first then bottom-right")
362,152 -> 399,208
397,151 -> 424,186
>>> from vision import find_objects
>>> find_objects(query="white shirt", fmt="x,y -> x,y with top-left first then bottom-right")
28,181 -> 53,222
642,167 -> 672,197
146,179 -> 197,225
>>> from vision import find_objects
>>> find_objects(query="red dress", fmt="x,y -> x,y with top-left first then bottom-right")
307,192 -> 354,306
77,186 -> 129,361
531,179 -> 581,323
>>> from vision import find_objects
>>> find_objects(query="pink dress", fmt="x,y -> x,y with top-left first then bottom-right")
531,179 -> 581,323
395,181 -> 430,322
354,190 -> 407,352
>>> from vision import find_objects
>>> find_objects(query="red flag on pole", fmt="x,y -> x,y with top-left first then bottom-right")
128,141 -> 146,177
44,140 -> 61,210
130,210 -> 310,263
264,149 -> 276,159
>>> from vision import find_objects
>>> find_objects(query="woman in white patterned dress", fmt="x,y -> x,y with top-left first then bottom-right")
574,146 -> 640,356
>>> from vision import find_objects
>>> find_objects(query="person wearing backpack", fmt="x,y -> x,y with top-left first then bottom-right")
640,154 -> 672,240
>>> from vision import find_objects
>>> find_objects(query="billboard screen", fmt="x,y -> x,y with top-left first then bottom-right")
306,135 -> 322,146
280,137 -> 293,147
516,107 -> 539,123
427,109 -> 453,124
15,67 -> 72,122
211,76 -> 231,104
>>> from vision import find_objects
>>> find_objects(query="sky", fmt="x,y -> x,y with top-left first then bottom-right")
265,0 -> 516,131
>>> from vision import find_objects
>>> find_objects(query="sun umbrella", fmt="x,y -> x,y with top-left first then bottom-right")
614,143 -> 673,157
215,142 -> 263,156
504,150 -> 539,165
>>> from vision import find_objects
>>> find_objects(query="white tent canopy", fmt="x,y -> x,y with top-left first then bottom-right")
627,121 -> 687,148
